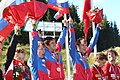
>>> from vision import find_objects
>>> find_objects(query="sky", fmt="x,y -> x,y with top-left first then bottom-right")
69,0 -> 120,33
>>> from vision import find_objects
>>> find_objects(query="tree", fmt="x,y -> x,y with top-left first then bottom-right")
113,21 -> 120,46
70,4 -> 80,23
97,16 -> 120,51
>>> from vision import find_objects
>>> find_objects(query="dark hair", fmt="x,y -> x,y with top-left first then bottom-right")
44,37 -> 54,46
95,53 -> 107,61
107,49 -> 118,56
76,38 -> 87,45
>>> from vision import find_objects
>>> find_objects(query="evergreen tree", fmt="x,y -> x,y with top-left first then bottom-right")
113,21 -> 120,46
97,17 -> 120,51
70,4 -> 80,23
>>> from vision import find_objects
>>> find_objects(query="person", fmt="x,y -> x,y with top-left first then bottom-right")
4,25 -> 31,80
90,53 -> 107,80
28,19 -> 49,80
69,17 -> 101,80
103,49 -> 119,80
43,19 -> 68,80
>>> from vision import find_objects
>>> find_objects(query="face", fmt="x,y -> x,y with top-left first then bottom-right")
98,59 -> 106,67
79,39 -> 87,53
0,43 -> 2,55
107,52 -> 116,62
48,39 -> 56,52
15,53 -> 25,62
38,43 -> 45,58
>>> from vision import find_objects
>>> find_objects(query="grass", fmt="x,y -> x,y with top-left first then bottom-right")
0,44 -> 120,78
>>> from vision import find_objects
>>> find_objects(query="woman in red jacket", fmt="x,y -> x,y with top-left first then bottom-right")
90,53 -> 107,80
4,25 -> 31,80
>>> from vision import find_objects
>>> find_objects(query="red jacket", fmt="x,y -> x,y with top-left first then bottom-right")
45,49 -> 65,80
103,62 -> 119,80
44,27 -> 67,80
91,64 -> 105,80
4,59 -> 31,80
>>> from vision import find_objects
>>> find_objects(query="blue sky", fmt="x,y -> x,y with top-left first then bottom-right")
69,0 -> 120,33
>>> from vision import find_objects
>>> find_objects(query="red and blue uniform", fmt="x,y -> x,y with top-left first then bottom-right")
69,24 -> 100,80
45,27 -> 67,80
28,30 -> 49,80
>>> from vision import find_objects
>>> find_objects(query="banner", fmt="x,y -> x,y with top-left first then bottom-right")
24,18 -> 62,32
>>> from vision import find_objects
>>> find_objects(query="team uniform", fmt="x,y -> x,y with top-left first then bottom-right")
91,64 -> 105,80
28,30 -> 49,80
103,62 -> 120,80
45,27 -> 67,80
69,24 -> 100,80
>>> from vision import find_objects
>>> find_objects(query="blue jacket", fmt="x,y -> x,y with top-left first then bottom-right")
28,30 -> 49,80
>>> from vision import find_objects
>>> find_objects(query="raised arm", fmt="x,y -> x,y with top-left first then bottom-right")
69,18 -> 76,63
56,20 -> 68,52
30,29 -> 41,58
85,23 -> 101,57
29,20 -> 41,61
28,29 -> 41,79
4,25 -> 20,72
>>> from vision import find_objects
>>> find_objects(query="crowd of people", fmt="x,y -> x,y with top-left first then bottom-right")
0,17 -> 120,80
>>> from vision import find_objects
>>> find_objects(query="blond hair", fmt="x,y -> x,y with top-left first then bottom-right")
15,47 -> 25,58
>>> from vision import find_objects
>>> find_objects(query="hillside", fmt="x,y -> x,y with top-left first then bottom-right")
0,45 -> 120,78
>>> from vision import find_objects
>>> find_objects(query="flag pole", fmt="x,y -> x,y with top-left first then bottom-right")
91,0 -> 97,58
64,14 -> 71,80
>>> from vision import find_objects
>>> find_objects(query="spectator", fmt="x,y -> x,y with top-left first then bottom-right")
103,49 -> 119,80
90,53 -> 107,80
4,25 -> 31,80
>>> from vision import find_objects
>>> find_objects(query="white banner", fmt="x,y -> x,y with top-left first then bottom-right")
24,18 -> 62,32
37,21 -> 62,32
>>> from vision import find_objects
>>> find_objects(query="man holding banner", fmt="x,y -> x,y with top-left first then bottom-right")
28,19 -> 50,80
43,19 -> 68,80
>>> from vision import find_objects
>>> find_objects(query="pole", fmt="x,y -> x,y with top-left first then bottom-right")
64,14 -> 71,80
53,21 -> 56,38
91,0 -> 97,58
